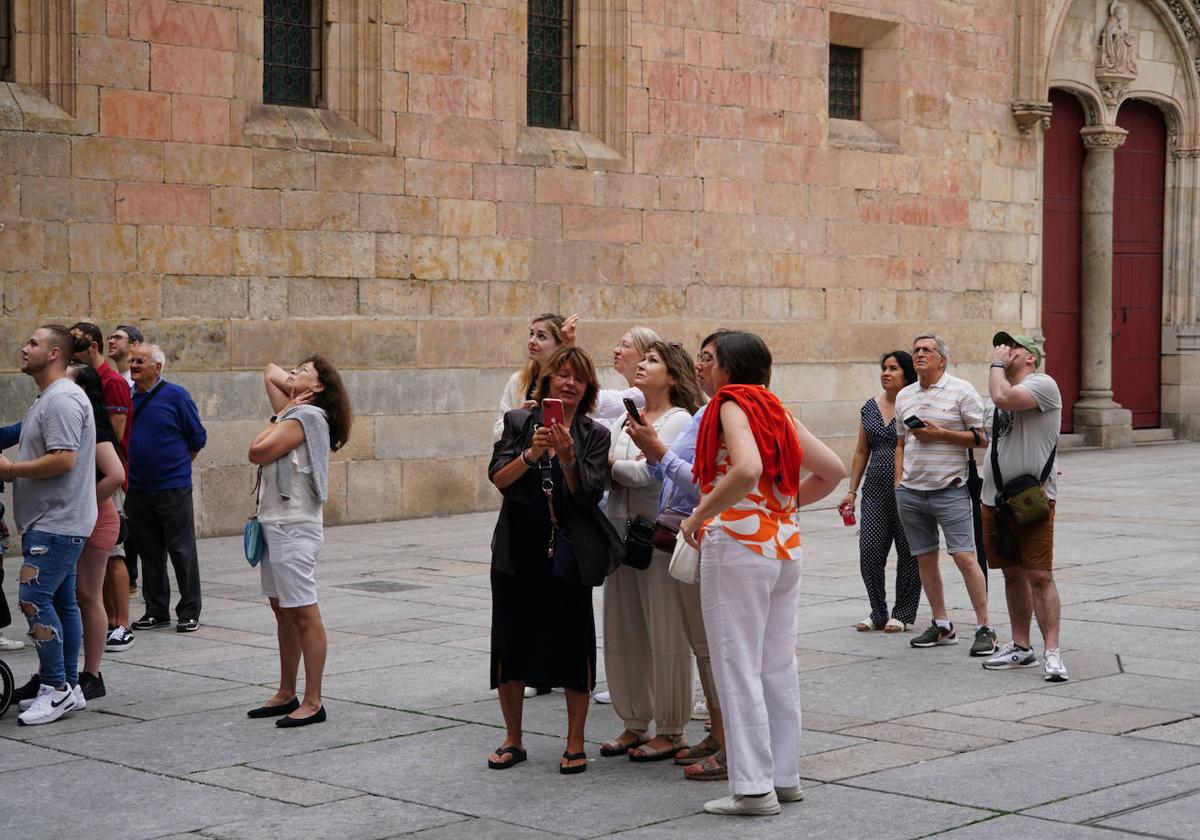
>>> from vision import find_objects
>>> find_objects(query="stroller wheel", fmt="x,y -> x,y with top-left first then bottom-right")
0,657 -> 14,718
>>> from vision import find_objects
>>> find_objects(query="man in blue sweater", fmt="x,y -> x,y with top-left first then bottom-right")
126,344 -> 208,633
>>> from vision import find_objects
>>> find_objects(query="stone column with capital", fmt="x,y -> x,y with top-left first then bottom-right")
1074,125 -> 1133,447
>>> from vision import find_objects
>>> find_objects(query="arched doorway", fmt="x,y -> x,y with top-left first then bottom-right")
1041,89 -> 1086,433
1112,99 -> 1166,428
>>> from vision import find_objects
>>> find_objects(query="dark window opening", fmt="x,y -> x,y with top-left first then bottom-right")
527,0 -> 572,129
1,0 -> 13,83
264,0 -> 322,107
829,44 -> 862,121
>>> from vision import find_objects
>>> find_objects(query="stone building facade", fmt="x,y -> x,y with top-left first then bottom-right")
1,0 -> 1198,535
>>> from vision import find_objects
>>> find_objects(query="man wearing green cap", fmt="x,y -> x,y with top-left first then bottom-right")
980,332 -> 1068,682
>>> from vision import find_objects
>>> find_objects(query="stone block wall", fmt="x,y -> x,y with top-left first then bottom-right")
2,0 -> 1048,534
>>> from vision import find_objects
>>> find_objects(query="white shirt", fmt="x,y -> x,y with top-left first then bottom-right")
896,372 -> 985,491
258,442 -> 323,524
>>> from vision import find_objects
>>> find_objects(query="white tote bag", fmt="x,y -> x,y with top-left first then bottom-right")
668,530 -> 700,584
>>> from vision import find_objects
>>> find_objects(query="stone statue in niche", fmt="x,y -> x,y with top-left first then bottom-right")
1096,0 -> 1138,106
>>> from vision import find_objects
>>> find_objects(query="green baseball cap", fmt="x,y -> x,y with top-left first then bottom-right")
992,331 -> 1043,368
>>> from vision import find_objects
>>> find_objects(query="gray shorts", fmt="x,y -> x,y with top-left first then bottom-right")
895,485 -> 976,556
259,521 -> 323,608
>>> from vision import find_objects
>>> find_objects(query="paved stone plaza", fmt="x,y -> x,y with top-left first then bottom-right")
2,443 -> 1199,839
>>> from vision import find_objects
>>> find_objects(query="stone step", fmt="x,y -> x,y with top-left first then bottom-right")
1058,433 -> 1088,450
1132,427 -> 1177,444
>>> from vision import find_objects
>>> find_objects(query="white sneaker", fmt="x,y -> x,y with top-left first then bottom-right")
1043,648 -> 1069,682
775,785 -> 804,802
72,683 -> 87,712
982,641 -> 1039,670
17,684 -> 78,726
703,791 -> 781,816
0,634 -> 25,651
594,690 -> 612,704
692,698 -> 710,720
523,686 -> 538,698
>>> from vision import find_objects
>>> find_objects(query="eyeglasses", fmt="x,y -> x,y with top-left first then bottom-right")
696,352 -> 714,364
912,346 -> 941,356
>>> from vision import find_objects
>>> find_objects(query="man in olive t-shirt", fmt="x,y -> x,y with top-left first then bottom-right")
979,332 -> 1068,683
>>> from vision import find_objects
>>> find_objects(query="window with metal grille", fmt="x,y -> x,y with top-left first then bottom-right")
263,0 -> 323,107
829,44 -> 862,121
1,0 -> 13,83
527,0 -> 572,129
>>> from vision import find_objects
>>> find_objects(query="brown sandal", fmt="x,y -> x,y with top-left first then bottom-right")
674,735 -> 720,765
629,736 -> 687,763
600,731 -> 647,757
683,749 -> 727,781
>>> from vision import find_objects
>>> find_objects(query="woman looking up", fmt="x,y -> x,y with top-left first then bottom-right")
681,331 -> 846,816
600,341 -> 699,762
493,313 -> 577,442
839,351 -> 922,633
247,356 -> 352,727
488,347 -> 611,775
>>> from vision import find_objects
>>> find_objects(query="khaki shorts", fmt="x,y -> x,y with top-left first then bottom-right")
982,501 -> 1055,572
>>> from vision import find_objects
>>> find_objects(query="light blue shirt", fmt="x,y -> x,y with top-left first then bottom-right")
652,404 -> 707,517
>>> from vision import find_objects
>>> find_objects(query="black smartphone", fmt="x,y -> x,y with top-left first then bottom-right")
903,416 -> 927,429
623,397 -> 643,425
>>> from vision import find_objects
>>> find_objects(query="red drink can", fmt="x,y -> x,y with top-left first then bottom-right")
839,505 -> 856,526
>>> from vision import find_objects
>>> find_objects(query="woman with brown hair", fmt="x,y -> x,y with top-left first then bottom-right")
601,340 -> 702,762
246,356 -> 352,728
488,346 -> 611,775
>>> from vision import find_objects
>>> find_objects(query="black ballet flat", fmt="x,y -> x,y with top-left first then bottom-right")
246,698 -> 300,719
275,705 -> 326,728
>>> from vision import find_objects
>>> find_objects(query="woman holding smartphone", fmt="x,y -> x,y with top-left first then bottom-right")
488,346 -> 611,774
601,341 -> 701,762
246,357 -> 352,727
839,351 -> 922,633
681,332 -> 846,816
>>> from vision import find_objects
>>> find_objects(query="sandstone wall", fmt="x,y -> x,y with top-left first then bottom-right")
1,0 -> 1044,534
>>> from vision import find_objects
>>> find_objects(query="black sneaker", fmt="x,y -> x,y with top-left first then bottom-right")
78,671 -> 106,701
131,615 -> 169,630
910,621 -> 958,648
11,673 -> 42,704
106,626 -> 135,652
176,619 -> 199,633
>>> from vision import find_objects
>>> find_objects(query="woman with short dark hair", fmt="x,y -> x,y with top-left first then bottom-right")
246,355 -> 352,727
488,346 -> 611,775
839,351 -> 922,633
681,331 -> 846,816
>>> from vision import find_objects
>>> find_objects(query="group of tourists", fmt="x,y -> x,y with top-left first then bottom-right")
1,311 -> 1067,816
0,322 -> 351,730
486,313 -> 1067,817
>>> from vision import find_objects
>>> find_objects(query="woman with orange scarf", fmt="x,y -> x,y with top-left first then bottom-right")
680,332 -> 846,817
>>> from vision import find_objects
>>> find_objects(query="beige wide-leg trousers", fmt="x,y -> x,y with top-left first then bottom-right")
603,548 -> 693,735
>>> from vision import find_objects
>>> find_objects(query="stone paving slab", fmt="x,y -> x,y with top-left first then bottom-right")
1097,792 -> 1200,839
839,721 -> 1006,752
1023,763 -> 1200,824
0,760 -> 297,839
890,711 -> 1060,741
403,820 -> 571,839
202,795 -> 468,840
185,766 -> 364,805
847,730 -> 1200,810
933,815 -> 1127,838
1048,672 -> 1200,714
1023,701 -> 1193,735
1130,716 -> 1200,746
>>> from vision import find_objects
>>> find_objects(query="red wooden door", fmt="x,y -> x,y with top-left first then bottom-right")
1041,90 -> 1085,432
1113,100 -> 1165,428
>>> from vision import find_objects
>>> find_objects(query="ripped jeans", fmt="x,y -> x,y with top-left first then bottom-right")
18,529 -> 87,688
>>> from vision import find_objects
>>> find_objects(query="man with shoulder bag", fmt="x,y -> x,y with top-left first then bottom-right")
980,333 -> 1068,682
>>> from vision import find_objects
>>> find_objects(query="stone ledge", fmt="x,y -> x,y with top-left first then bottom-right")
0,82 -> 98,135
828,118 -> 900,154
512,126 -> 624,171
241,103 -> 391,156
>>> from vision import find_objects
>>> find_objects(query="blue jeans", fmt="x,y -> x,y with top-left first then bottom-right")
18,529 -> 87,688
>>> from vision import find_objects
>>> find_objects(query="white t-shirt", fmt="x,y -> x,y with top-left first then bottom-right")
981,372 -> 1061,504
895,372 -> 985,491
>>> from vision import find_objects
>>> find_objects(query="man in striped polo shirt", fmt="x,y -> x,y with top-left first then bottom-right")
893,333 -> 998,656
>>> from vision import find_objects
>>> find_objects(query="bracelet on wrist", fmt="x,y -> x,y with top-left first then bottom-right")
520,449 -> 536,467
560,459 -> 577,470
990,363 -> 1005,369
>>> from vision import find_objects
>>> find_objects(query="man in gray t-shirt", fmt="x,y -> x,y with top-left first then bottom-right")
0,325 -> 97,726
979,332 -> 1068,683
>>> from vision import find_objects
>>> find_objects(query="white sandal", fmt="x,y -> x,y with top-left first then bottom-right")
884,618 -> 907,633
855,617 -> 883,632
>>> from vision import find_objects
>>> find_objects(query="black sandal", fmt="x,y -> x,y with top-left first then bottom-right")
487,745 -> 527,770
559,750 -> 588,775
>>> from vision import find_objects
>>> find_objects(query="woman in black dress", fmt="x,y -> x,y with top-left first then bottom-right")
839,351 -> 922,632
488,346 -> 611,775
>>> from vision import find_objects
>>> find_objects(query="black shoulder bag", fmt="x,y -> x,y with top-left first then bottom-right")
991,411 -> 1056,527
131,380 -> 166,423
